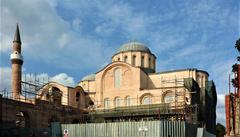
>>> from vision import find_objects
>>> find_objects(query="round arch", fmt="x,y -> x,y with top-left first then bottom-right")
15,111 -> 30,128
114,96 -> 121,107
162,90 -> 175,103
140,93 -> 153,105
99,62 -> 133,103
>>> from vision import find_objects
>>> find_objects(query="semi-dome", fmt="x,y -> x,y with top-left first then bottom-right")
116,42 -> 151,54
81,74 -> 95,81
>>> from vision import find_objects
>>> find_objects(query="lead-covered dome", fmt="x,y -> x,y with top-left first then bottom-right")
81,74 -> 95,81
116,42 -> 151,54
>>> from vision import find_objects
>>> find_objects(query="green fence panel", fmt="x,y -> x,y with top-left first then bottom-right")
51,122 -> 61,137
59,120 -> 192,137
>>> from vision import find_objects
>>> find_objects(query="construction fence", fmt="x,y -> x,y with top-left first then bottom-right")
52,120 -> 202,137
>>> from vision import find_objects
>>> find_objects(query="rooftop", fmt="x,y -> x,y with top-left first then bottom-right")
116,42 -> 151,54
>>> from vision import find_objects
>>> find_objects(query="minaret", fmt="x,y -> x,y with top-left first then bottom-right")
10,24 -> 23,99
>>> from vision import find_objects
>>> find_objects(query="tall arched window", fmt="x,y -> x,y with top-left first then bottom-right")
141,56 -> 145,67
114,68 -> 122,88
51,87 -> 62,105
148,57 -> 151,68
132,55 -> 136,66
124,56 -> 128,63
125,96 -> 132,106
153,59 -> 155,69
114,97 -> 121,107
104,98 -> 110,109
142,95 -> 152,105
76,92 -> 80,102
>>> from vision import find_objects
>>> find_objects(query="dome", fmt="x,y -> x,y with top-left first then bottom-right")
81,74 -> 95,81
116,42 -> 151,54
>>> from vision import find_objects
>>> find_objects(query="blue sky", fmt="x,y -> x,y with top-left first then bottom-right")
0,0 -> 239,125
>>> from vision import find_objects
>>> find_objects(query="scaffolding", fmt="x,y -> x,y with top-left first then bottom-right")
83,76 -> 199,124
21,73 -> 49,99
0,73 -> 202,137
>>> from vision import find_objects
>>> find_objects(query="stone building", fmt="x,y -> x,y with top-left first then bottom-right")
79,42 -> 210,110
1,24 -> 217,136
76,41 -> 217,134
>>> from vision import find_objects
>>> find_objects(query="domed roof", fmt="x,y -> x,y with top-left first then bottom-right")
81,74 -> 95,81
116,42 -> 151,54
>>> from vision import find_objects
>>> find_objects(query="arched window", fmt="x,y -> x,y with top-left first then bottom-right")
124,56 -> 128,62
141,95 -> 152,105
104,98 -> 110,109
163,91 -> 175,103
152,59 -> 155,69
118,57 -> 120,61
132,55 -> 136,66
125,96 -> 132,106
15,111 -> 30,128
51,87 -> 62,105
114,68 -> 122,88
76,92 -> 80,102
114,97 -> 121,107
83,83 -> 86,89
141,56 -> 145,67
148,57 -> 151,68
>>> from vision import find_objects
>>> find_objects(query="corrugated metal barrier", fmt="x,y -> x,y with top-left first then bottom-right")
59,120 -> 189,137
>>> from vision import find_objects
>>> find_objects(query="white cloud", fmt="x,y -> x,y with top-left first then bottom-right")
216,94 -> 226,125
217,94 -> 225,108
0,67 -> 12,91
0,34 -> 12,52
95,23 -> 114,36
209,59 -> 235,94
51,73 -> 75,87
0,67 -> 75,94
22,73 -> 75,87
0,0 -> 112,70
216,107 -> 226,125
58,33 -> 71,48
72,18 -> 81,31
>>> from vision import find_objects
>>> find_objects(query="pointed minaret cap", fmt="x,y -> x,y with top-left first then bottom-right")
13,24 -> 21,44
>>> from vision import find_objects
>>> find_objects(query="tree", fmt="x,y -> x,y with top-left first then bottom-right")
232,38 -> 240,87
235,38 -> 240,52
216,123 -> 226,137
235,38 -> 240,61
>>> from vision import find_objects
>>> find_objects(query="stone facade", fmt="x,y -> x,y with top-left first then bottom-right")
78,42 -> 209,111
36,82 -> 91,109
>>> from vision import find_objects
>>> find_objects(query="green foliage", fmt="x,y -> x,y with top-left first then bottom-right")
231,78 -> 238,88
216,123 -> 226,137
232,63 -> 238,72
235,38 -> 240,52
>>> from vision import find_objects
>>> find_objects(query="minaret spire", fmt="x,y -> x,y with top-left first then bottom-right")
11,23 -> 23,100
13,24 -> 21,44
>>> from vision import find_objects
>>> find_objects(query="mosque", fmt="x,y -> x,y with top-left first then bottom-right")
6,24 -> 217,135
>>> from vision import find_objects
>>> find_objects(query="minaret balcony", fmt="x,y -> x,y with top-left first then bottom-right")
10,53 -> 23,60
